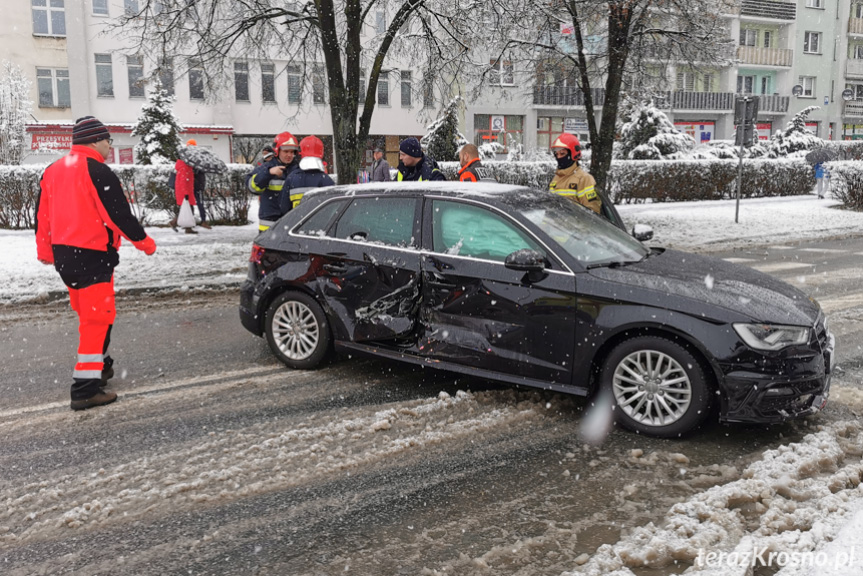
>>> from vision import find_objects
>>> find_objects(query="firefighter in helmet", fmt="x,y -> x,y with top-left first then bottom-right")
548,133 -> 601,215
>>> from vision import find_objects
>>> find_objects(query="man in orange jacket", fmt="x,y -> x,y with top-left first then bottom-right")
35,116 -> 157,411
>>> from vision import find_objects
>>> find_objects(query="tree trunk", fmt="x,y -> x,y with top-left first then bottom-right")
590,3 -> 632,196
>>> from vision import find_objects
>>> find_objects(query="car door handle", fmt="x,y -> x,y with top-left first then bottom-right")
426,272 -> 456,289
323,263 -> 348,274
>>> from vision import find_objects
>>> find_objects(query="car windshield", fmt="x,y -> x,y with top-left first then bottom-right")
515,194 -> 649,267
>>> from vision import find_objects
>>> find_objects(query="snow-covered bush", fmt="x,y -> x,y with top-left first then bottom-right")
131,78 -> 183,165
766,106 -> 822,157
421,96 -> 468,162
477,141 -> 505,160
825,161 -> 863,210
608,159 -> 813,203
616,102 -> 696,159
0,61 -> 33,165
0,163 -> 252,229
435,160 -> 556,188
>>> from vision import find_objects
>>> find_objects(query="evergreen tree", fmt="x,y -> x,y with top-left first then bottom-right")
0,61 -> 33,165
616,101 -> 695,160
421,96 -> 468,162
132,78 -> 183,165
767,105 -> 821,157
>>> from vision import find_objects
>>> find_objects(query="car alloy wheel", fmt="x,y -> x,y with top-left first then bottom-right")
603,336 -> 711,437
265,291 -> 331,369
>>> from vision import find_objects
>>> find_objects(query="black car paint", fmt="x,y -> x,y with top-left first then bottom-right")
240,184 -> 832,425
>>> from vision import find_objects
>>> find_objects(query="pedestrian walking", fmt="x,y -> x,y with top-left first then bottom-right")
395,137 -> 445,181
370,147 -> 391,182
548,133 -> 601,214
170,139 -> 209,234
457,144 -> 497,182
245,132 -> 300,231
35,116 -> 157,411
815,162 -> 830,199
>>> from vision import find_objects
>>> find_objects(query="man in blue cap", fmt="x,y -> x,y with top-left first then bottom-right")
394,137 -> 445,181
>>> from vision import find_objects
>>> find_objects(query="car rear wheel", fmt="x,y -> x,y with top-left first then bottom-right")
265,291 -> 331,369
602,336 -> 712,438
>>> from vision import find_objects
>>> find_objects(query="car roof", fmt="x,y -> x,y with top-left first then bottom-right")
302,181 -> 542,204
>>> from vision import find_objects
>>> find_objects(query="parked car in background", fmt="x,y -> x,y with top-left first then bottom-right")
239,183 -> 834,438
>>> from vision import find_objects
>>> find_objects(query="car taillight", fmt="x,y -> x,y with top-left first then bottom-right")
250,244 -> 265,264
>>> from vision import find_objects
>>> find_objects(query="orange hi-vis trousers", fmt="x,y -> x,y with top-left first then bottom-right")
68,278 -> 116,382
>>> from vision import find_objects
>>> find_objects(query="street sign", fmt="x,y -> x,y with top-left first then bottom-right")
792,84 -> 804,97
824,96 -> 830,105
843,88 -> 855,101
734,96 -> 760,146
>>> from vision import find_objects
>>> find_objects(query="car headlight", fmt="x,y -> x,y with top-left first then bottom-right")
733,323 -> 810,351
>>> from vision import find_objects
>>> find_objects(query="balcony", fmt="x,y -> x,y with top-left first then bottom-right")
850,17 -> 863,35
845,101 -> 863,117
756,94 -> 790,113
847,59 -> 863,79
737,46 -> 793,67
532,86 -> 606,107
739,0 -> 796,21
656,91 -> 735,110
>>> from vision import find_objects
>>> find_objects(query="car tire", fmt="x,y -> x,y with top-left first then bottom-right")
265,291 -> 331,369
601,336 -> 712,438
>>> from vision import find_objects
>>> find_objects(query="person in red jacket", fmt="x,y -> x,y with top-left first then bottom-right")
35,116 -> 157,411
171,139 -> 207,234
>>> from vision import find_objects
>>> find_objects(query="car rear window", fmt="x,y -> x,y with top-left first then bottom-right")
295,199 -> 347,236
332,197 -> 418,247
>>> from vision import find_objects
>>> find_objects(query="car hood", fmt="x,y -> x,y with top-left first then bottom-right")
587,249 -> 821,326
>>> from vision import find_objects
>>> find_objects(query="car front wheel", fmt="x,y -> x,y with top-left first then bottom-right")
602,336 -> 712,438
265,291 -> 331,369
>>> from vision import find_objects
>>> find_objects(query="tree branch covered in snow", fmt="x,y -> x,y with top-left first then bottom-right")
0,61 -> 33,165
421,96 -> 468,162
131,78 -> 183,165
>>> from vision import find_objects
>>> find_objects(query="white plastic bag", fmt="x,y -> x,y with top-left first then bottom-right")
177,198 -> 196,228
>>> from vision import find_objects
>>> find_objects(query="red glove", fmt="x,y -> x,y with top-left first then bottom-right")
38,257 -> 54,266
133,236 -> 157,255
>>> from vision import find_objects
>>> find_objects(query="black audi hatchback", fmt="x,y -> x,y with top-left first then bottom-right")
239,182 -> 834,437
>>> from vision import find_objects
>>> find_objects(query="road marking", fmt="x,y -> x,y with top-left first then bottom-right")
767,246 -> 795,250
798,248 -> 847,254
723,257 -> 756,263
0,365 -> 283,419
817,293 -> 863,313
750,262 -> 812,273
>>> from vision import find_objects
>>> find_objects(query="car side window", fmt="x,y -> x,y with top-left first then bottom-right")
333,197 -> 418,247
295,199 -> 347,236
432,200 -> 544,262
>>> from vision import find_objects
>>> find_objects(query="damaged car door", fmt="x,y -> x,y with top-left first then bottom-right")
313,195 -> 422,342
419,198 -> 577,385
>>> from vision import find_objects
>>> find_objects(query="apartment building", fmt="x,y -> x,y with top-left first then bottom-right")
11,0 -> 431,169
465,0 -> 863,152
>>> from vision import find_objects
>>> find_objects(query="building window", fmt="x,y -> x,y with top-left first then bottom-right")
761,76 -> 771,95
127,55 -> 145,98
261,63 -> 275,102
703,73 -> 715,92
378,72 -> 389,106
806,0 -> 824,7
855,44 -> 863,59
32,0 -> 66,36
763,31 -> 772,48
189,59 -> 205,100
737,74 -> 756,94
93,0 -> 108,15
158,57 -> 174,95
739,28 -> 757,47
312,66 -> 326,104
37,68 -> 70,108
287,65 -> 302,104
375,10 -> 386,34
489,58 -> 514,86
676,71 -> 695,91
124,0 -> 139,15
799,75 -> 816,97
804,31 -> 821,54
474,114 -> 523,152
95,54 -> 114,97
856,3 -> 863,18
847,83 -> 863,100
423,76 -> 434,108
400,70 -> 412,107
537,117 -> 589,149
234,61 -> 249,101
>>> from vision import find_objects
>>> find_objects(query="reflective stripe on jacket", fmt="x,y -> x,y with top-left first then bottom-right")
245,157 -> 298,223
280,169 -> 336,213
549,164 -> 601,214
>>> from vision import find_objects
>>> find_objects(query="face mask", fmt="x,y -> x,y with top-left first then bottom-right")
556,153 -> 574,170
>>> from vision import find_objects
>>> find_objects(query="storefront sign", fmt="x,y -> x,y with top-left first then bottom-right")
804,122 -> 818,136
118,148 -> 134,164
756,122 -> 772,141
674,121 -> 714,143
31,133 -> 72,150
564,117 -> 589,133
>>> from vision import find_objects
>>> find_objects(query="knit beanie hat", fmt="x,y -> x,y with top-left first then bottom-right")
72,116 -> 111,145
399,137 -> 423,158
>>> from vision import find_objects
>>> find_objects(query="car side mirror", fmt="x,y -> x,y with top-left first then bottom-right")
505,249 -> 546,272
632,224 -> 654,242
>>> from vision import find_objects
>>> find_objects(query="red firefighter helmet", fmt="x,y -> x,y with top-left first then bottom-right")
551,132 -> 582,162
300,135 -> 324,159
273,131 -> 299,151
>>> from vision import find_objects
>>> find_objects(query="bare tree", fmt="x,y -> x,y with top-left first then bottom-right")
113,0 -> 511,184
0,61 -> 33,165
498,0 -> 734,194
